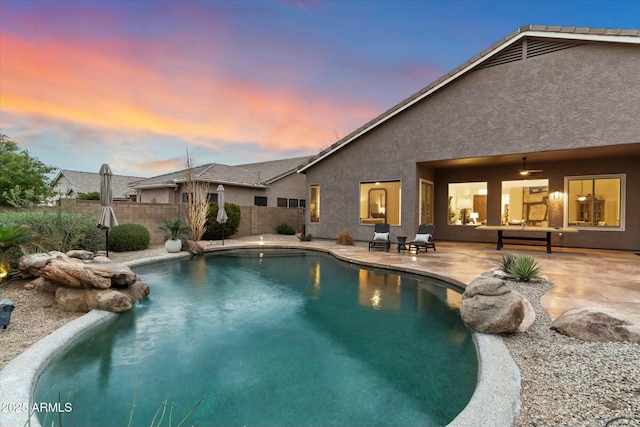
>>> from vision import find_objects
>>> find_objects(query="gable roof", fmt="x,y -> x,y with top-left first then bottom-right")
298,25 -> 640,173
52,170 -> 146,199
131,155 -> 312,190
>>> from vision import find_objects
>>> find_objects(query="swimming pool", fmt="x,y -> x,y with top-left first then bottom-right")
35,249 -> 477,426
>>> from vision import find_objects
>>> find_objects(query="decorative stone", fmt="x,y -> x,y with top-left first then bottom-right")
550,307 -> 640,343
181,239 -> 204,255
18,252 -> 66,278
460,276 -> 526,334
55,288 -> 133,313
66,250 -> 94,260
18,252 -> 150,313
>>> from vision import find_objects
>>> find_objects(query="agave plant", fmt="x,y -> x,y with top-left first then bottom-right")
508,254 -> 542,282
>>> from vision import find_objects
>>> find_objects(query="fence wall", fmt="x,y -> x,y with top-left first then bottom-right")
2,200 -> 304,245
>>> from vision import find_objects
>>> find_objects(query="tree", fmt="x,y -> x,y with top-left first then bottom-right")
0,133 -> 57,206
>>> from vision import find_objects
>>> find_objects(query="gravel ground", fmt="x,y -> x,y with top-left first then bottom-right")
1,242 -> 639,426
502,277 -> 640,427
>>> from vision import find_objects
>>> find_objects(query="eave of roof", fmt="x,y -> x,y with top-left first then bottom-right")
297,25 -> 640,173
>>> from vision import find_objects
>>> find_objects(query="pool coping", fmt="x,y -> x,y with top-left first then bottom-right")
0,245 -> 520,427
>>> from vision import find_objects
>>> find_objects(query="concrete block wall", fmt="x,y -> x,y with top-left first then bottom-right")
3,200 -> 303,245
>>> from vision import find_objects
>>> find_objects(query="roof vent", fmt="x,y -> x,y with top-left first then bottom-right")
477,37 -> 584,70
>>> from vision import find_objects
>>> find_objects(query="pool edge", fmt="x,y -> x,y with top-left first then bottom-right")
0,244 -> 521,427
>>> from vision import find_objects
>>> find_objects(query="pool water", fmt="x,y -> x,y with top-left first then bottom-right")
35,250 -> 477,427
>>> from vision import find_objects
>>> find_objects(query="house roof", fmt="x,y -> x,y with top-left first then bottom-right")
131,155 -> 312,190
298,25 -> 640,173
52,170 -> 146,199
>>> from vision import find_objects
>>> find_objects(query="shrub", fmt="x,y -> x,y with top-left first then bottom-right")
337,229 -> 355,245
276,223 -> 296,235
77,191 -> 100,200
508,254 -> 542,281
108,224 -> 150,252
0,211 -> 104,253
297,233 -> 313,242
498,254 -> 517,274
158,219 -> 189,240
202,202 -> 241,240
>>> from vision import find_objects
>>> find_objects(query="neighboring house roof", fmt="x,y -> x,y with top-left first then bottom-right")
52,170 -> 146,199
298,25 -> 640,173
132,156 -> 313,190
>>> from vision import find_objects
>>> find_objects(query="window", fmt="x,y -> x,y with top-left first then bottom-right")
254,196 -> 267,206
310,185 -> 320,222
566,175 -> 624,229
288,199 -> 299,208
299,199 -> 306,208
448,182 -> 487,225
359,181 -> 401,226
183,192 -> 217,203
501,179 -> 548,227
277,198 -> 288,207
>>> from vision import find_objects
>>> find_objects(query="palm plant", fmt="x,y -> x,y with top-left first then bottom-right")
158,219 -> 190,241
0,225 -> 46,279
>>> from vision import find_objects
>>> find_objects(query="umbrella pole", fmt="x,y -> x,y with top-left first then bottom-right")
105,229 -> 109,258
222,228 -> 224,246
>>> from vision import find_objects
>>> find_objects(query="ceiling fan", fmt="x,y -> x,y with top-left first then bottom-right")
519,157 -> 543,176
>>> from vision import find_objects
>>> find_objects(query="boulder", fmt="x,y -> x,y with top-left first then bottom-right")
182,239 -> 204,255
66,250 -> 94,260
550,307 -> 640,343
41,258 -> 112,289
460,276 -> 526,334
19,252 -> 150,313
55,288 -> 133,313
24,277 -> 60,294
18,252 -> 66,278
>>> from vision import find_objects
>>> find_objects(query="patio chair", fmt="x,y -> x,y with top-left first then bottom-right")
368,223 -> 391,252
406,224 -> 436,253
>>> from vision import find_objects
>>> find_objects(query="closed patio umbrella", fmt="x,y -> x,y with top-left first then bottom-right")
216,184 -> 228,246
97,164 -> 119,257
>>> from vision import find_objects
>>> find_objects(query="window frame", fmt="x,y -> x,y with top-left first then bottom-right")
254,196 -> 268,206
309,185 -> 320,222
564,174 -> 625,231
359,180 -> 402,226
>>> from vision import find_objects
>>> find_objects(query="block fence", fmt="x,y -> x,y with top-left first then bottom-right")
2,200 -> 305,245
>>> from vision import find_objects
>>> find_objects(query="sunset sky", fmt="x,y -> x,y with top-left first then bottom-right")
1,0 -> 638,178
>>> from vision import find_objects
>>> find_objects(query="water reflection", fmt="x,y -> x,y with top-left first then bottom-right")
358,269 -> 401,311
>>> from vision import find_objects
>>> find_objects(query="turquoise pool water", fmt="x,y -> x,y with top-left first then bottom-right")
35,250 -> 477,427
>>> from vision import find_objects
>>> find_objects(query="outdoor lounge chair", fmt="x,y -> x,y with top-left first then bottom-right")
368,223 -> 391,252
407,224 -> 436,253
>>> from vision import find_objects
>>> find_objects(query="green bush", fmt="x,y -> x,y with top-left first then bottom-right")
507,254 -> 542,281
77,191 -> 100,200
108,223 -> 150,252
202,202 -> 241,240
0,211 -> 104,253
297,233 -> 313,242
276,223 -> 296,235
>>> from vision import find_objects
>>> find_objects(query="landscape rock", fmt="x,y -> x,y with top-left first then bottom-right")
550,307 -> 640,343
460,276 -> 526,334
18,252 -> 150,313
182,239 -> 204,255
66,250 -> 94,260
24,277 -> 60,294
55,287 -> 133,313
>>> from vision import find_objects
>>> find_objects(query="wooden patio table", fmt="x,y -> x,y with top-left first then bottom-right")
475,225 -> 578,253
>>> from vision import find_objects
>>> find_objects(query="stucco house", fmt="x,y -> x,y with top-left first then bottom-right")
298,25 -> 640,251
132,156 -> 312,208
51,170 -> 144,201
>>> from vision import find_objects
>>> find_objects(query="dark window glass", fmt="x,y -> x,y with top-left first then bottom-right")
255,196 -> 267,206
288,199 -> 298,208
277,198 -> 288,207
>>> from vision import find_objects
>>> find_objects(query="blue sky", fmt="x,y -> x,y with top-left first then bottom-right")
1,0 -> 638,178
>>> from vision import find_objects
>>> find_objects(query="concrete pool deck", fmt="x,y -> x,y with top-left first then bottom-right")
1,237 -> 638,426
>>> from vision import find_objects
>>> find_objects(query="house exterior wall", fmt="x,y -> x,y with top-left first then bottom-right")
304,41 -> 640,250
137,173 -> 307,208
51,176 -> 76,199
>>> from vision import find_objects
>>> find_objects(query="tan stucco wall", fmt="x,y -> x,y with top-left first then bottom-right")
304,42 -> 640,250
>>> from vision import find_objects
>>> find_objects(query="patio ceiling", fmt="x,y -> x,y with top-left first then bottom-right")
420,142 -> 640,169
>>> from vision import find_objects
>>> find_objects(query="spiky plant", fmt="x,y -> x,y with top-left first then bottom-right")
498,254 -> 517,273
508,255 -> 542,282
0,224 -> 46,278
